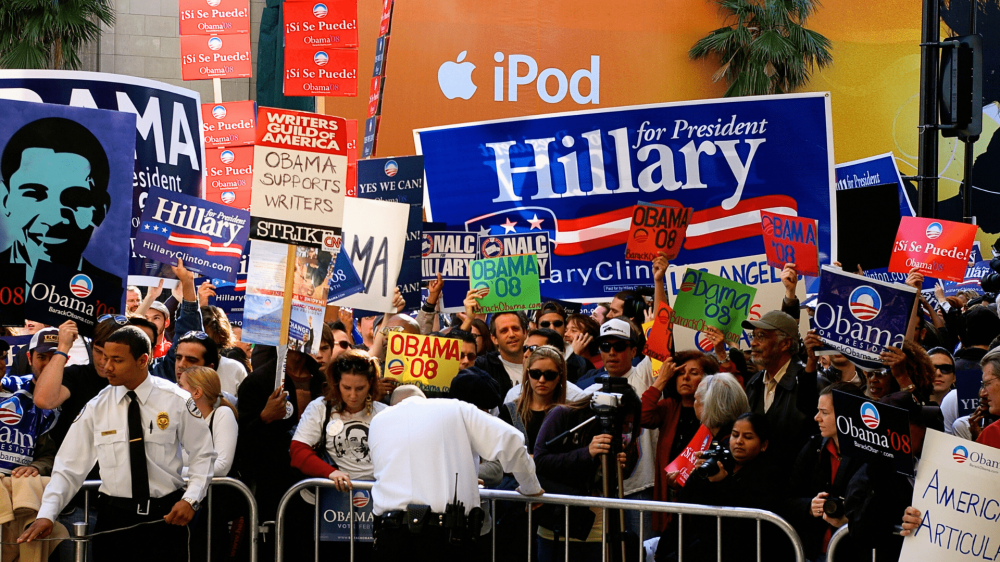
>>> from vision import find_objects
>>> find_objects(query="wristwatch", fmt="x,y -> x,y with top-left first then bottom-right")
184,498 -> 201,512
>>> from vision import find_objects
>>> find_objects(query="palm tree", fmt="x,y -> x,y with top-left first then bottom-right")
0,0 -> 114,70
690,0 -> 833,97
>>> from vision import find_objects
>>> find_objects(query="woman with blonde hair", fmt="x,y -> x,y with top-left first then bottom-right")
178,366 -> 238,476
499,345 -> 569,453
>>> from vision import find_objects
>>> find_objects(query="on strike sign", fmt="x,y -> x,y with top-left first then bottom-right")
760,211 -> 819,277
180,34 -> 252,80
625,202 -> 691,261
384,333 -> 462,393
888,217 -> 977,282
250,107 -> 347,247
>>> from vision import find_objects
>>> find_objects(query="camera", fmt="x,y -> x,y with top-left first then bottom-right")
823,496 -> 846,519
698,440 -> 733,477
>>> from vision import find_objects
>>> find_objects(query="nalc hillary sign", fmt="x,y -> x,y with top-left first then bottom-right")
249,107 -> 347,247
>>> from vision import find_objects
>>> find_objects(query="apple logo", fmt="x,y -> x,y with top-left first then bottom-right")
438,51 -> 476,100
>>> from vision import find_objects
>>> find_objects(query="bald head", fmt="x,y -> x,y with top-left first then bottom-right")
390,384 -> 426,405
386,314 -> 420,335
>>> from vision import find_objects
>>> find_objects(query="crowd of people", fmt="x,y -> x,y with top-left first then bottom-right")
1,249 -> 997,562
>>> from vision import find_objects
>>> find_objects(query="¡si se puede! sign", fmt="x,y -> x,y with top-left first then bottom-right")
180,34 -> 252,81
384,333 -> 462,393
250,107 -> 347,247
888,217 -> 978,282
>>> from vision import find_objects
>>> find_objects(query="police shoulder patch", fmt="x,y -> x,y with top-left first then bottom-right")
186,397 -> 202,418
73,404 -> 86,423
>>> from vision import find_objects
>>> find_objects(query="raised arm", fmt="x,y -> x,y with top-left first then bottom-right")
34,321 -> 76,410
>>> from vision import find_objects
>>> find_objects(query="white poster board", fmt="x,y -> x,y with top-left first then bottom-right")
331,197 -> 408,312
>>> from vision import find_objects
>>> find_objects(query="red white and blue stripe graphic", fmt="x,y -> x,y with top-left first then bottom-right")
142,222 -> 243,256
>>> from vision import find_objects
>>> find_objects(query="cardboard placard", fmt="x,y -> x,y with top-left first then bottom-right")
383,333 -> 462,393
249,107 -> 347,247
372,35 -> 388,77
670,269 -> 757,345
760,211 -> 819,277
813,265 -> 917,370
888,217 -> 978,282
179,0 -> 250,35
180,34 -> 252,80
135,189 -> 249,280
283,1 -> 359,49
625,202 -> 691,261
899,430 -> 1000,562
283,48 -> 358,97
422,231 -> 477,281
378,0 -> 393,35
25,261 -> 124,337
368,75 -> 384,118
469,254 -> 541,314
331,197 -> 409,312
664,425 -> 714,487
206,145 -> 253,193
207,275 -> 245,327
201,101 -> 256,148
346,119 -> 358,197
362,116 -> 378,158
956,370 -> 982,419
643,301 -> 674,362
832,390 -> 913,476
477,232 -> 551,279
319,488 -> 374,542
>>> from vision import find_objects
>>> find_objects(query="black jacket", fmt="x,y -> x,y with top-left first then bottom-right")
844,460 -> 910,561
955,346 -> 988,373
474,351 -> 515,397
565,352 -> 594,384
745,359 -> 818,465
784,435 -> 866,559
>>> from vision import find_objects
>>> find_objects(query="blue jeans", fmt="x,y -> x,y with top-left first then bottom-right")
624,488 -> 654,544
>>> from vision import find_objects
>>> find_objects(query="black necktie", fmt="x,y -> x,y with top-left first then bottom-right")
127,391 -> 150,502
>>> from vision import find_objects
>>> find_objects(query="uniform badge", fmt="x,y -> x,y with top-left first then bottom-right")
157,412 -> 169,430
326,419 -> 343,437
186,397 -> 202,418
73,404 -> 86,423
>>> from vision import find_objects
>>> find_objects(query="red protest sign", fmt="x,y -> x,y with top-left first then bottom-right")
206,146 -> 253,191
760,211 -> 820,277
664,425 -> 713,487
179,0 -> 250,35
625,203 -> 691,261
888,217 -> 978,282
643,301 -> 674,362
283,47 -> 358,97
180,34 -> 252,80
346,119 -> 357,197
368,75 -> 384,118
379,0 -> 393,35
206,187 -> 251,211
201,100 -> 255,148
283,1 -> 358,49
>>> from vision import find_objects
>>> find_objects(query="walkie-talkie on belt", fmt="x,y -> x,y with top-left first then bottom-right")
443,472 -> 466,543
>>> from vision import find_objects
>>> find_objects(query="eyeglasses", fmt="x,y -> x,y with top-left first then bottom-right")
539,320 -> 565,329
599,340 -> 630,353
982,377 -> 998,390
528,369 -> 560,382
934,363 -> 955,374
181,331 -> 210,340
523,345 -> 540,354
460,352 -> 477,362
750,331 -> 775,342
98,314 -> 129,325
333,340 -> 351,350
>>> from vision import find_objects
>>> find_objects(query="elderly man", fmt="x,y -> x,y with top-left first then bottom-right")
742,310 -> 818,464
971,347 -> 1000,448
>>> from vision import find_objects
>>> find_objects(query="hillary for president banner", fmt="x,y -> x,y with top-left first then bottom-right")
0,70 -> 207,286
0,98 -> 136,305
900,430 -> 1000,562
814,265 -> 917,371
136,189 -> 249,280
415,93 -> 835,301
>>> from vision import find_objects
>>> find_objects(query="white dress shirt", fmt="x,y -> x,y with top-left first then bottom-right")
38,374 -> 216,522
369,397 -> 541,516
217,356 -> 248,397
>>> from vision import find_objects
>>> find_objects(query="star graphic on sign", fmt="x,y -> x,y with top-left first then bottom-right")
527,214 -> 544,230
143,224 -> 151,230
152,225 -> 159,232
479,226 -> 491,236
500,217 -> 517,233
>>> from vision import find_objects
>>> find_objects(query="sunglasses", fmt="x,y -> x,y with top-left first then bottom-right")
934,363 -> 955,374
539,320 -> 565,329
182,331 -> 210,340
460,352 -> 477,362
523,345 -> 540,354
98,314 -> 129,325
380,326 -> 405,335
866,369 -> 890,378
599,340 -> 630,353
528,369 -> 560,382
333,340 -> 351,350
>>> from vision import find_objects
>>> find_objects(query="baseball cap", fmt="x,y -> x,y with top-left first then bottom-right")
29,327 -> 60,354
741,310 -> 798,339
148,301 -> 170,319
599,318 -> 631,341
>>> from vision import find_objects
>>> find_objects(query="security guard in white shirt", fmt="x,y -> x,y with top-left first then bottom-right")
19,326 -> 216,561
369,388 -> 543,561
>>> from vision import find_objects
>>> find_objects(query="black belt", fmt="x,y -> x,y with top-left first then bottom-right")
98,488 -> 185,516
378,510 -> 451,529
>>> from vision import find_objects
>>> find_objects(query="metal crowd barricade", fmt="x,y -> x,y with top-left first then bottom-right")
274,478 -> 807,562
827,525 -> 881,562
61,477 -> 258,562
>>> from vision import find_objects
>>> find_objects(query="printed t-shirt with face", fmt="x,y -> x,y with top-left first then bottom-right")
292,397 -> 387,480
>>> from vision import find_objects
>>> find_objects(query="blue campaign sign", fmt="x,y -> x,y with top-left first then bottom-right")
0,70 -> 206,285
0,374 -> 58,475
956,370 -> 982,418
319,488 -> 374,542
0,336 -> 31,376
422,231 -> 477,281
416,93 -> 835,301
814,265 -> 917,370
835,152 -> 914,218
327,249 -> 364,303
136,190 -> 249,280
204,276 -> 246,327
0,97 -> 135,301
832,390 -> 914,476
940,260 -> 990,296
357,156 -> 424,310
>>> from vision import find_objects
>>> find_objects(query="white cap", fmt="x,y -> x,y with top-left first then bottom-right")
599,318 -> 631,341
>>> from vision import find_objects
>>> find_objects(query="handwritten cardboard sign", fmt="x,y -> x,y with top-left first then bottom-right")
888,217 -> 978,282
201,100 -> 255,148
625,202 -> 691,261
760,211 -> 819,277
670,269 -> 756,345
664,425 -> 714,487
832,390 -> 913,476
469,254 -> 541,314
384,333 -> 462,393
332,197 -> 409,312
643,301 -> 674,362
249,107 -> 347,247
180,34 -> 252,80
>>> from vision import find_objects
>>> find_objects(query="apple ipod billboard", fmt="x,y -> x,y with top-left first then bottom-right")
437,51 -> 600,104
